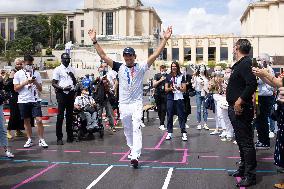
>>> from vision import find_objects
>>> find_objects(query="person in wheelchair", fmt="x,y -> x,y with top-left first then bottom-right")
74,88 -> 99,135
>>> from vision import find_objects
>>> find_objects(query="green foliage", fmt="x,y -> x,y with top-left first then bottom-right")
46,48 -> 52,56
0,50 -> 18,66
55,44 -> 65,50
207,61 -> 216,69
15,15 -> 50,48
44,59 -> 60,69
11,36 -> 33,55
216,62 -> 228,69
50,14 -> 67,47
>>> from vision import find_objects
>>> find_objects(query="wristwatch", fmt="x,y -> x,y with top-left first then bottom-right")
93,40 -> 98,45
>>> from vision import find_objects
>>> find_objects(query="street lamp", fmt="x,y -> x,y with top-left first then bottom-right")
4,38 -> 7,56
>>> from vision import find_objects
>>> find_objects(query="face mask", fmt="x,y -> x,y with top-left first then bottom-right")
200,68 -> 205,73
82,91 -> 89,96
161,71 -> 166,75
99,71 -> 104,77
215,70 -> 221,75
25,65 -> 33,72
62,59 -> 70,67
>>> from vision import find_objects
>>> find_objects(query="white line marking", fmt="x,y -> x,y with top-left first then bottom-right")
86,165 -> 113,189
162,168 -> 174,189
173,117 -> 178,126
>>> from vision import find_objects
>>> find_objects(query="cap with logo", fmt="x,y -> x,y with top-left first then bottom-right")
123,47 -> 135,55
61,53 -> 71,59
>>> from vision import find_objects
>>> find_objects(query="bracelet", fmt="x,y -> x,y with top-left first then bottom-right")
93,40 -> 97,45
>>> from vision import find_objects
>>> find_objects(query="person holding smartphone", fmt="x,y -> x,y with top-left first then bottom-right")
13,55 -> 48,149
52,53 -> 77,145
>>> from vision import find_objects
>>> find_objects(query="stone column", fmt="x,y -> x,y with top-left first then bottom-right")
5,18 -> 8,40
167,39 -> 172,61
228,37 -> 234,63
191,39 -> 197,64
179,38 -> 184,64
216,38 -> 221,62
204,38 -> 209,63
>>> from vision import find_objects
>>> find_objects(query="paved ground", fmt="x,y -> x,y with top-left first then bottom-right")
0,99 -> 283,189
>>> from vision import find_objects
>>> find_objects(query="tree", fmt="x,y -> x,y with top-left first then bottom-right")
15,15 -> 50,49
0,50 -> 18,66
50,14 -> 67,47
11,36 -> 33,55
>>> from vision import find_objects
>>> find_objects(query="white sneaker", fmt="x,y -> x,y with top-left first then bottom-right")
221,137 -> 233,142
185,124 -> 190,129
159,125 -> 166,131
196,125 -> 202,130
203,124 -> 209,130
128,152 -> 140,160
141,123 -> 146,128
24,138 -> 33,148
5,150 -> 14,158
182,133 -> 188,141
219,132 -> 226,138
233,140 -> 237,145
166,133 -> 172,140
39,139 -> 48,148
269,131 -> 275,138
210,129 -> 220,135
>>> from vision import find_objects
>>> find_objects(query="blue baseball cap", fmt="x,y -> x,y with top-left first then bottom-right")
123,47 -> 135,56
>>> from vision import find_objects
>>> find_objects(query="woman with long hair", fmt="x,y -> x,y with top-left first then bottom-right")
165,61 -> 187,141
191,64 -> 210,130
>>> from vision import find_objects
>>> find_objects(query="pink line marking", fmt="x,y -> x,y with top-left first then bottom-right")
236,177 -> 246,189
16,149 -> 36,151
89,152 -> 106,154
112,152 -> 127,155
200,156 -> 220,158
260,158 -> 273,160
175,149 -> 188,151
120,160 -> 158,163
64,150 -> 81,153
154,132 -> 168,149
11,163 -> 58,189
143,148 -> 157,150
119,150 -> 130,161
226,156 -> 241,159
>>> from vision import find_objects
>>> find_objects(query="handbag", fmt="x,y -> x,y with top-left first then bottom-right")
84,104 -> 96,114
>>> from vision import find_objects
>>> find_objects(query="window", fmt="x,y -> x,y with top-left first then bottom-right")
208,47 -> 216,61
81,40 -> 84,45
0,19 -> 5,39
220,47 -> 228,61
148,48 -> 153,57
196,47 -> 203,62
106,12 -> 113,35
172,48 -> 179,61
162,48 -> 167,60
8,19 -> 14,40
69,21 -> 74,42
81,30 -> 84,38
81,20 -> 84,27
184,48 -> 191,61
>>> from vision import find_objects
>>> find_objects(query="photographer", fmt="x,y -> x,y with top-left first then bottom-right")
93,63 -> 116,132
13,55 -> 48,149
153,65 -> 168,131
52,53 -> 77,145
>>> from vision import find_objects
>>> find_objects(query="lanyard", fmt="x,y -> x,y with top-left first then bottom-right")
126,67 -> 135,85
171,76 -> 177,84
23,70 -> 37,100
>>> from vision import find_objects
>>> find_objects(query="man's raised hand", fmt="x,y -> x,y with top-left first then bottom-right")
88,29 -> 97,42
163,26 -> 173,40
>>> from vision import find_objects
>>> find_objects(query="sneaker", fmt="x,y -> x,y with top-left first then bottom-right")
111,127 -> 117,132
128,153 -> 140,160
219,132 -> 226,138
5,150 -> 14,158
159,125 -> 166,131
203,124 -> 209,130
24,138 -> 33,148
233,140 -> 237,145
15,131 -> 25,137
141,123 -> 146,128
39,139 -> 48,148
221,137 -> 233,142
210,129 -> 220,135
255,142 -> 270,150
182,133 -> 188,141
269,131 -> 275,138
166,133 -> 172,140
185,124 -> 190,129
196,125 -> 202,130
131,159 -> 139,169
7,132 -> 13,139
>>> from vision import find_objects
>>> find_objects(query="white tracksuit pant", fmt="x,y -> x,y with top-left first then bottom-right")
213,94 -> 225,130
120,101 -> 143,160
219,96 -> 234,138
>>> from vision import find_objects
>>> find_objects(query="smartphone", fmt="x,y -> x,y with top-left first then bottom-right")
252,58 -> 258,68
32,76 -> 36,80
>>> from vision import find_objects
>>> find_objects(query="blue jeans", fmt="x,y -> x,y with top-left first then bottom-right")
0,105 -> 8,147
195,91 -> 208,123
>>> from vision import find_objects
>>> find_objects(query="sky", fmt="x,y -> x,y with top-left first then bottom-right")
0,0 -> 256,35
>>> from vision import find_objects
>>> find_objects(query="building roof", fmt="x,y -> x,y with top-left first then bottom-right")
0,10 -> 83,16
240,0 -> 284,22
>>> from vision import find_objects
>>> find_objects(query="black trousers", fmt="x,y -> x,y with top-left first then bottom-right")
155,94 -> 167,126
56,91 -> 75,140
255,96 -> 274,146
228,104 -> 257,178
167,99 -> 186,133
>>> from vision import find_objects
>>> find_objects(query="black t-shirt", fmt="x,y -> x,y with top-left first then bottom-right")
154,73 -> 168,95
165,74 -> 186,100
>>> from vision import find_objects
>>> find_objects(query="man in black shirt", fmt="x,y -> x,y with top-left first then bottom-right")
153,65 -> 168,130
226,39 -> 257,187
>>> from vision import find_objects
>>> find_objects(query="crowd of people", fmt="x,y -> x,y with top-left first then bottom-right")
0,29 -> 283,188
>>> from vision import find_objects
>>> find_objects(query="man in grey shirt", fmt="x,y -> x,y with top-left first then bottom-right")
88,27 -> 172,168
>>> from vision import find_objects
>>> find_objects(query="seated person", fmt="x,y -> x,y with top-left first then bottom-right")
74,88 -> 98,131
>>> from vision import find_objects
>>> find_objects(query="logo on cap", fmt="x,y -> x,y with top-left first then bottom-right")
123,47 -> 135,55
